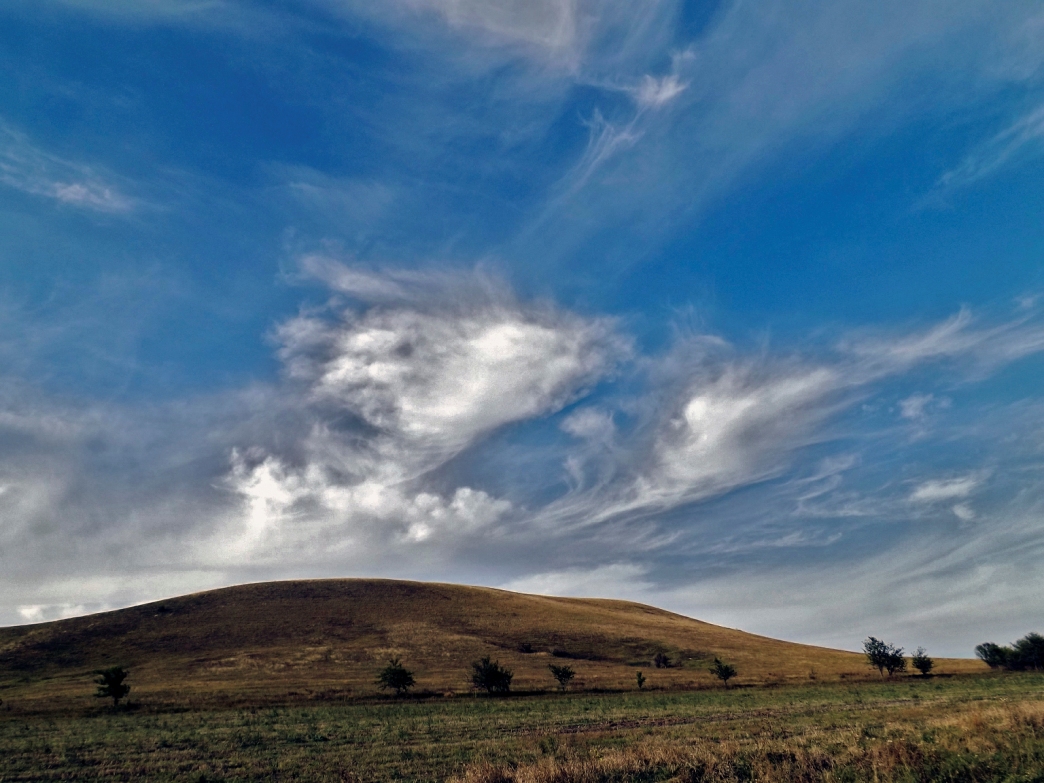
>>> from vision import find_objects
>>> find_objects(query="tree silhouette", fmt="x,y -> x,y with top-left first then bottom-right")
709,657 -> 737,687
975,642 -> 1011,669
911,647 -> 934,677
95,666 -> 130,707
976,633 -> 1044,671
635,671 -> 646,690
548,664 -> 575,691
471,656 -> 513,694
863,637 -> 906,677
376,658 -> 416,695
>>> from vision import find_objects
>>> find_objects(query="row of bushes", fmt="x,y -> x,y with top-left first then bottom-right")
377,655 -> 739,696
864,631 -> 1044,677
975,633 -> 1044,671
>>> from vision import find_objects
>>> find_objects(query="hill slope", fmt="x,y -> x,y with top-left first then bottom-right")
0,579 -> 982,708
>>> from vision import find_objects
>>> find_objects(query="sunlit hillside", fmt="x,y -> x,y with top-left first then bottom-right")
0,579 -> 983,710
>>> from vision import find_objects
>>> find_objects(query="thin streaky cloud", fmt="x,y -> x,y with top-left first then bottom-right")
0,123 -> 135,214
936,103 -> 1044,191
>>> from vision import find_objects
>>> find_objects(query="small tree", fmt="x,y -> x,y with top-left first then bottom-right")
548,664 -> 575,691
471,656 -> 513,694
635,671 -> 646,690
653,652 -> 671,669
911,647 -> 934,677
376,658 -> 416,695
863,637 -> 906,677
95,666 -> 130,707
709,657 -> 737,687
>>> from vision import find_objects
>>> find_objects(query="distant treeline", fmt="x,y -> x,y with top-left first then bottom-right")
975,633 -> 1044,671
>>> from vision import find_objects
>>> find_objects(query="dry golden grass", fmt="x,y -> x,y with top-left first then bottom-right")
1,668 -> 1040,781
451,695 -> 1044,782
0,579 -> 984,712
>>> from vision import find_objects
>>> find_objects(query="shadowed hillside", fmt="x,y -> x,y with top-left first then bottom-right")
0,580 -> 983,710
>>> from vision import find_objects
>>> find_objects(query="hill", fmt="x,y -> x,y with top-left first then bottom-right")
0,579 -> 983,710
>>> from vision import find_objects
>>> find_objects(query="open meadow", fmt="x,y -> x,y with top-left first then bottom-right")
1,580 -> 1036,781
1,673 -> 1043,781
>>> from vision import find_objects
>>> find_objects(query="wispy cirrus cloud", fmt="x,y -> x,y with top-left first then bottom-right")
936,103 -> 1044,192
0,122 -> 134,214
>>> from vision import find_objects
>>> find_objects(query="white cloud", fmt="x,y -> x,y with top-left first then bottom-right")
0,122 -> 134,214
635,366 -> 840,511
217,261 -> 627,558
17,603 -> 91,623
634,74 -> 687,109
501,562 -> 651,599
279,263 -> 627,467
899,393 -> 934,420
909,475 -> 983,503
561,407 -> 615,442
221,449 -> 510,557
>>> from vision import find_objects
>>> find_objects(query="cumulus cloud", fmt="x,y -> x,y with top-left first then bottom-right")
0,122 -> 134,213
218,261 -> 628,558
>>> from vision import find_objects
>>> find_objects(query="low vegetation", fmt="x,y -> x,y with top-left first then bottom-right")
1,674 -> 1041,781
976,632 -> 1044,671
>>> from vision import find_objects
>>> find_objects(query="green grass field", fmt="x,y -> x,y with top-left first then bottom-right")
2,673 -> 1042,782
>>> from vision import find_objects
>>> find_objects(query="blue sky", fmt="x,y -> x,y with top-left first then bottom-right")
2,0 -> 1044,656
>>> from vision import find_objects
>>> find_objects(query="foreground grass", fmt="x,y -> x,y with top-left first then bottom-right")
1,674 -> 1042,781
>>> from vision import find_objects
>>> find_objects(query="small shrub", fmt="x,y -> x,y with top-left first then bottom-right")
709,657 -> 737,687
653,652 -> 671,669
376,658 -> 416,695
911,647 -> 934,676
548,664 -> 575,690
471,656 -> 513,694
95,666 -> 131,707
635,671 -> 646,690
517,643 -> 533,654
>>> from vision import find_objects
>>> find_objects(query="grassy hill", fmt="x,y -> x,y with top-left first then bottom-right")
0,579 -> 983,710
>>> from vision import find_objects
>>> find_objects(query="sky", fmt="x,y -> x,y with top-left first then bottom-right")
1,0 -> 1043,657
